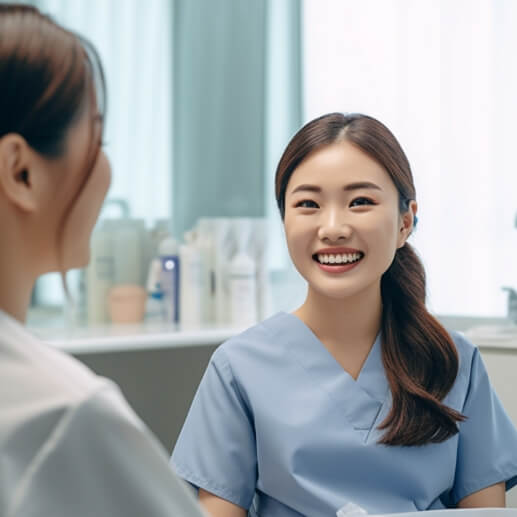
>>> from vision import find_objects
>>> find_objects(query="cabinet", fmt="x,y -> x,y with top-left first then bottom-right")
479,346 -> 517,508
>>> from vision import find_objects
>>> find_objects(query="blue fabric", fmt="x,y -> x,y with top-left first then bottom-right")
171,312 -> 517,516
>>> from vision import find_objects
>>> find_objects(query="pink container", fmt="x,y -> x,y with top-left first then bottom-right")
108,285 -> 147,324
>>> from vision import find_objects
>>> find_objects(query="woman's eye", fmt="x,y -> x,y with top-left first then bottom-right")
296,199 -> 319,209
350,197 -> 375,207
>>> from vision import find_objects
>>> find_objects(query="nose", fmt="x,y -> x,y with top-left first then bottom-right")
317,207 -> 352,243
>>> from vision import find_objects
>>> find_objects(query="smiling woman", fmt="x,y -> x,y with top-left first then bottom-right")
278,113 -> 457,445
171,113 -> 517,516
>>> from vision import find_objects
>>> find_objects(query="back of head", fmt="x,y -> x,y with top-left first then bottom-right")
0,4 -> 104,156
0,4 -> 107,269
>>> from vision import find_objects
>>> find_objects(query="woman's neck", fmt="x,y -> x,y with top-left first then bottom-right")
0,237 -> 36,323
294,282 -> 383,352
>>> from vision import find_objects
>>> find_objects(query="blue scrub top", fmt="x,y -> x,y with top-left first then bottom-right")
171,312 -> 517,516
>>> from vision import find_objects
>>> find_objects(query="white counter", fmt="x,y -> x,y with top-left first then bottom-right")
32,322 -> 247,355
30,316 -> 517,355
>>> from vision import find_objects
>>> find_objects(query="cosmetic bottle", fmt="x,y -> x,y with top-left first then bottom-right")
87,221 -> 115,324
144,219 -> 171,285
228,220 -> 257,328
195,227 -> 216,325
210,218 -> 236,324
145,258 -> 165,323
158,236 -> 180,323
179,231 -> 203,328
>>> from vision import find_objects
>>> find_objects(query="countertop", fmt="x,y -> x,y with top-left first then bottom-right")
32,322 -> 247,354
28,309 -> 517,355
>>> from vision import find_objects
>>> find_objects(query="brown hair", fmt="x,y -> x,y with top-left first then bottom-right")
0,4 -> 106,268
275,112 -> 465,446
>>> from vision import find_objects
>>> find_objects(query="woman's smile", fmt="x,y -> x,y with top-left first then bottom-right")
312,246 -> 365,274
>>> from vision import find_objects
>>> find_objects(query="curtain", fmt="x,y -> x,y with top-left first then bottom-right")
172,0 -> 303,242
32,0 -> 173,224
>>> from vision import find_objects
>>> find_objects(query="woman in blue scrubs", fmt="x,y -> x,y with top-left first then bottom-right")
171,113 -> 517,516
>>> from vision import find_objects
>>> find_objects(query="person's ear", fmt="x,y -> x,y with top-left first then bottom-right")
0,134 -> 39,213
397,200 -> 418,248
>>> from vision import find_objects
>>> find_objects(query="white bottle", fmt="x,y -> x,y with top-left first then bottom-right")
87,221 -> 114,324
112,219 -> 145,285
196,229 -> 216,325
145,258 -> 165,323
179,231 -> 203,328
228,222 -> 257,328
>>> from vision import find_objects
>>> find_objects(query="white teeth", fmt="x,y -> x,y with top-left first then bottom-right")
316,252 -> 363,264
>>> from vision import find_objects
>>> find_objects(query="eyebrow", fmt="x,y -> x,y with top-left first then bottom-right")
289,181 -> 383,195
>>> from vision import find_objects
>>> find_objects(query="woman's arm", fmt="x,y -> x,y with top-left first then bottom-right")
457,481 -> 505,508
199,488 -> 246,517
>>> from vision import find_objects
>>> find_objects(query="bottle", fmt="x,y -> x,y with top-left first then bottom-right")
87,221 -> 115,324
112,219 -> 145,286
145,258 -> 165,323
158,236 -> 180,323
144,219 -> 172,286
179,231 -> 203,328
195,219 -> 217,325
228,221 -> 257,328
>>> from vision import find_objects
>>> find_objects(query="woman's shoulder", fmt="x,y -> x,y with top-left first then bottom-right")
0,311 -> 109,418
443,330 -> 482,406
211,311 -> 294,368
447,330 -> 479,372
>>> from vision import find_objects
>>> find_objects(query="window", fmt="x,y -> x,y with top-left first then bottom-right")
30,0 -> 173,307
303,0 -> 517,317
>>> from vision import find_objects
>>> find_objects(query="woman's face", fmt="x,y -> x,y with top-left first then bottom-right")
283,140 -> 414,302
43,108 -> 111,271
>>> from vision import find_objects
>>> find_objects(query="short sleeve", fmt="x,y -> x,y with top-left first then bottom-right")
451,347 -> 517,504
171,348 -> 258,509
8,382 -> 206,517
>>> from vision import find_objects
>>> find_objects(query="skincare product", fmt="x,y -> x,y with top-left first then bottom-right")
108,285 -> 147,324
87,221 -> 115,324
159,236 -> 180,323
197,218 -> 236,325
195,225 -> 216,325
179,231 -> 203,328
228,219 -> 257,327
249,218 -> 271,320
145,258 -> 165,323
112,219 -> 145,285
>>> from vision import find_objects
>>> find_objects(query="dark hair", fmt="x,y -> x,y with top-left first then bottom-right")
0,4 -> 106,267
275,112 -> 465,446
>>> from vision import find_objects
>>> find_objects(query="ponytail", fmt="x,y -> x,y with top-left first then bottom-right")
378,243 -> 465,446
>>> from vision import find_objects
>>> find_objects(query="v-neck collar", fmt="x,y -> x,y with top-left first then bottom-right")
278,311 -> 390,437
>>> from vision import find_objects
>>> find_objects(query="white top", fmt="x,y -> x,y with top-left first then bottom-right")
0,310 -> 206,517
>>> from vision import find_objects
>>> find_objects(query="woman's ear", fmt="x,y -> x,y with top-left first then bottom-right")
0,134 -> 39,212
397,200 -> 418,248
